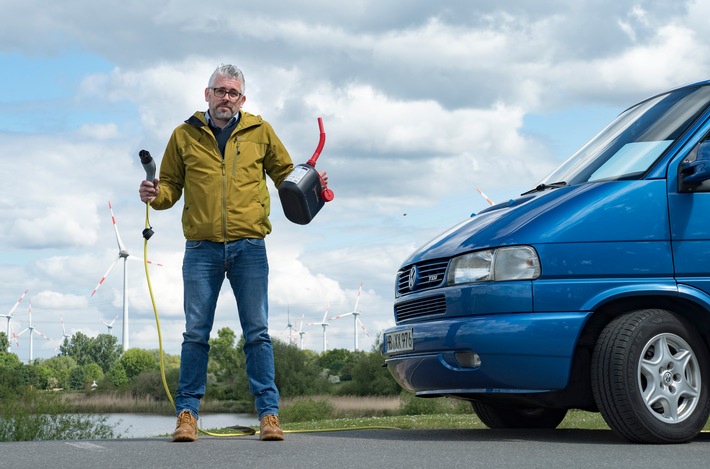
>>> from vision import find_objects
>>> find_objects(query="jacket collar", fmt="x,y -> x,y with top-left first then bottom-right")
186,110 -> 262,131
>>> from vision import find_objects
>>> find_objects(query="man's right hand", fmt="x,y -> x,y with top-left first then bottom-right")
139,178 -> 160,203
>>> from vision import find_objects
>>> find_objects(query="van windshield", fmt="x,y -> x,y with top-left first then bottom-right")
539,85 -> 710,186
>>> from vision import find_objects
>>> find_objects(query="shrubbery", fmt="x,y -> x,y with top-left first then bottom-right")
279,397 -> 335,422
0,388 -> 118,441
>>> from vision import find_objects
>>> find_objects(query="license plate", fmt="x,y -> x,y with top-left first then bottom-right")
385,329 -> 413,353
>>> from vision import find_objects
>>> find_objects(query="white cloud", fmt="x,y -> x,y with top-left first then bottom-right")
2,0 -> 710,360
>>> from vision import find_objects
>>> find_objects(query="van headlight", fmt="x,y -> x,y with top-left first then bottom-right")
447,246 -> 541,285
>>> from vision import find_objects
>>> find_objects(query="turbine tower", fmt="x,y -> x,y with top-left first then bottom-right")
307,307 -> 331,352
15,298 -> 50,363
91,201 -> 161,352
330,282 -> 370,351
1,289 -> 27,352
297,313 -> 306,350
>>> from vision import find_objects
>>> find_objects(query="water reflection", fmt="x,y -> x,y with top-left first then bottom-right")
102,413 -> 258,438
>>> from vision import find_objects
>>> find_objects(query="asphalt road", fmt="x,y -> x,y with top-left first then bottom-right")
2,428 -> 710,469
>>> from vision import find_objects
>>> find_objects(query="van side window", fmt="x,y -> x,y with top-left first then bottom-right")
680,138 -> 710,192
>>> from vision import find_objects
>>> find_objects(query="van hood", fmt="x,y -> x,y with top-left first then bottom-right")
403,179 -> 669,265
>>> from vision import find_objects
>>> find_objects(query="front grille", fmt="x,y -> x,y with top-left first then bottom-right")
396,259 -> 449,295
395,294 -> 446,321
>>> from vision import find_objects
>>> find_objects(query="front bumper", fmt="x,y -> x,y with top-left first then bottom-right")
383,312 -> 591,396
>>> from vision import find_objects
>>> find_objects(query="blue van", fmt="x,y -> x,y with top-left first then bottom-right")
382,81 -> 710,443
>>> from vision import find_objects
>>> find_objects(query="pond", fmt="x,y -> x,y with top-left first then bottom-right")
101,413 -> 258,438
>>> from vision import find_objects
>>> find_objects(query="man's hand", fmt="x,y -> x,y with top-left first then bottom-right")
140,178 -> 160,203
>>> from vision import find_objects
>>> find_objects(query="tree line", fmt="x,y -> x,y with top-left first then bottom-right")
0,328 -> 401,403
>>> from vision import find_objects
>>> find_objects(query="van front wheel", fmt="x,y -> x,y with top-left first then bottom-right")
591,309 -> 710,443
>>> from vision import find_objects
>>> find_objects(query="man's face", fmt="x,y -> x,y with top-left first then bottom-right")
205,75 -> 245,126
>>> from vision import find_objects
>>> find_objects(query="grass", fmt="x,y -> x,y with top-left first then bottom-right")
210,395 -> 614,433
48,392 -> 710,435
274,408 -> 612,433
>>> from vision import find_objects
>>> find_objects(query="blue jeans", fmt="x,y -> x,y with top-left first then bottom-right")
175,238 -> 280,420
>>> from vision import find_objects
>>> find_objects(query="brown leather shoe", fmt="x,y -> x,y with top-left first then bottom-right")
172,410 -> 198,442
259,414 -> 284,441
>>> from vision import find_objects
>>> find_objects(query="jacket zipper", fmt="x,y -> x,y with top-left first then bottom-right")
221,160 -> 227,242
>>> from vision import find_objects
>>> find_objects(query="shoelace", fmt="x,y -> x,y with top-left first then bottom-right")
261,415 -> 280,428
177,411 -> 195,426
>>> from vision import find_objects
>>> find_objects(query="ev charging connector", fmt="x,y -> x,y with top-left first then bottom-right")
139,149 -> 156,240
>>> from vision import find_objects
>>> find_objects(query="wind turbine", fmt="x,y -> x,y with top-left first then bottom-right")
297,313 -> 306,350
280,306 -> 297,346
1,289 -> 27,352
330,283 -> 370,351
15,298 -> 50,363
307,306 -> 331,352
91,201 -> 161,352
102,314 -> 119,335
55,315 -> 72,351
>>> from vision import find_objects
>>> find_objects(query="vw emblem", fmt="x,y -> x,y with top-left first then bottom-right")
408,265 -> 418,290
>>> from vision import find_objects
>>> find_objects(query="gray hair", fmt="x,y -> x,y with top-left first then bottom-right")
208,64 -> 245,93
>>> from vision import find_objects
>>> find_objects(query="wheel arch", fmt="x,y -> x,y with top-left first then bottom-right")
578,293 -> 710,352
564,293 -> 710,410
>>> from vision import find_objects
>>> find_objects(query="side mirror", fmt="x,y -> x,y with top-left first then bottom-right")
681,141 -> 710,184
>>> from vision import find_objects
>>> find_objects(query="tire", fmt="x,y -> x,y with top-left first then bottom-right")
472,401 -> 567,429
591,309 -> 710,443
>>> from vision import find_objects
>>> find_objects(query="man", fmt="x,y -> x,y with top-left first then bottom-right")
139,64 -> 323,442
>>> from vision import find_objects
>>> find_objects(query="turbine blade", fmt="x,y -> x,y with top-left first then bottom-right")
10,324 -> 19,346
358,317 -> 370,337
330,312 -> 353,320
6,289 -> 28,316
91,256 -> 121,297
127,254 -> 163,266
476,187 -> 495,206
108,201 -> 127,251
352,282 -> 363,312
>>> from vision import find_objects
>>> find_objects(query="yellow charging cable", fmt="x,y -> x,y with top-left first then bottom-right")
142,203 -> 399,437
143,203 -> 254,437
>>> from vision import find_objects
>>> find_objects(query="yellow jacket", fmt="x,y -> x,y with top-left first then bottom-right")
151,110 -> 294,241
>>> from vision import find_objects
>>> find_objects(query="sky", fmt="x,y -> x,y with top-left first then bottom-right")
2,0 -> 710,363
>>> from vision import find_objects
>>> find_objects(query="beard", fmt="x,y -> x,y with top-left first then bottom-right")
212,105 -> 237,121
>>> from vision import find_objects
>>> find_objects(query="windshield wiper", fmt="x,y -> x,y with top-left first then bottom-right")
521,181 -> 567,196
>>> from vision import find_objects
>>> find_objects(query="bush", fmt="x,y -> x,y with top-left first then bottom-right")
273,340 -> 332,397
279,397 -> 335,423
336,351 -> 401,396
128,368 -> 179,400
0,365 -> 25,399
0,388 -> 119,441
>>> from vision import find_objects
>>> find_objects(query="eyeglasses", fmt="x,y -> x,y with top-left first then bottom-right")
211,88 -> 242,99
